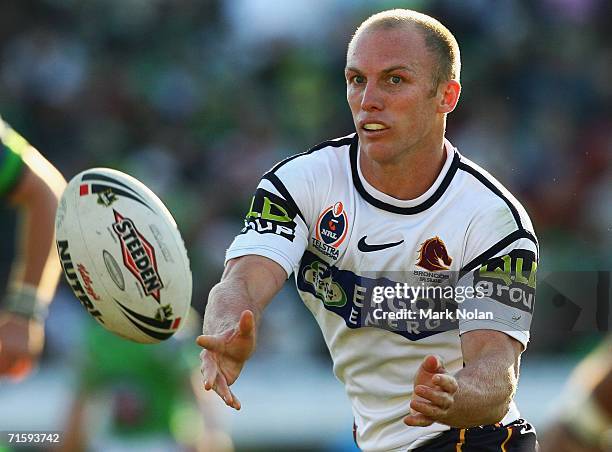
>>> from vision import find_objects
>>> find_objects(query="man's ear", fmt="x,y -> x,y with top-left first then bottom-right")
437,80 -> 461,114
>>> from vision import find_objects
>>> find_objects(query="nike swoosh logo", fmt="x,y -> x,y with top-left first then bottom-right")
358,236 -> 404,252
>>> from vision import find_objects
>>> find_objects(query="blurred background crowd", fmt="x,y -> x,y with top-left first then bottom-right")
0,0 -> 610,451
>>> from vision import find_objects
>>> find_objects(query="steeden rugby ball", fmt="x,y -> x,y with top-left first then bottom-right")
55,168 -> 192,343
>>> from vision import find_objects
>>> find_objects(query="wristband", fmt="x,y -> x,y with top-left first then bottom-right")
3,285 -> 48,322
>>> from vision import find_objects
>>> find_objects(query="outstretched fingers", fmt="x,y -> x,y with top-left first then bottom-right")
200,350 -> 218,391
213,372 -> 234,407
197,311 -> 255,410
199,353 -> 241,410
229,389 -> 241,410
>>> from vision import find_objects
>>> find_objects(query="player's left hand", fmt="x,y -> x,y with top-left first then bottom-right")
0,311 -> 45,380
404,354 -> 458,427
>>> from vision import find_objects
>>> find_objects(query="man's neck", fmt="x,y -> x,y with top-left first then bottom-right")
359,135 -> 447,201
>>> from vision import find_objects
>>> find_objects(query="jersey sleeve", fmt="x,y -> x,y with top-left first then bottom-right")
225,158 -> 313,278
456,202 -> 538,348
0,118 -> 26,198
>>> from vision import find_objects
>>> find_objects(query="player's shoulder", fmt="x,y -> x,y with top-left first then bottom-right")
0,117 -> 27,197
455,152 -> 535,235
453,152 -> 538,271
266,133 -> 355,178
253,134 -> 355,226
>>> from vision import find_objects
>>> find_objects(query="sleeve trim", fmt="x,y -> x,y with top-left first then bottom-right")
261,172 -> 306,224
225,245 -> 294,278
461,229 -> 538,273
0,147 -> 24,197
459,319 -> 530,347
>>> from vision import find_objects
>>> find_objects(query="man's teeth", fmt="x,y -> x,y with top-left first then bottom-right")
364,123 -> 386,130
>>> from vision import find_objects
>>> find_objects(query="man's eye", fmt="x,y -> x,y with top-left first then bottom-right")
353,75 -> 365,84
389,75 -> 402,84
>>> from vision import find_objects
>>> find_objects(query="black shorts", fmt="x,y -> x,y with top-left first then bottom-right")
412,419 -> 538,452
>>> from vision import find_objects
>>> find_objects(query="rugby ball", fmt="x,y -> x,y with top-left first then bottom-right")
54,168 -> 192,343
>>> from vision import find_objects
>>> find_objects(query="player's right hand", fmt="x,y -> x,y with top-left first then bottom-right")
404,354 -> 458,427
196,310 -> 256,410
0,311 -> 44,380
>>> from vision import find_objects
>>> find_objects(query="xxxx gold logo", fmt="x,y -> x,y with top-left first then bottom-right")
417,236 -> 452,271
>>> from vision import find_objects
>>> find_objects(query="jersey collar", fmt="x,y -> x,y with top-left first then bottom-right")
350,134 -> 460,215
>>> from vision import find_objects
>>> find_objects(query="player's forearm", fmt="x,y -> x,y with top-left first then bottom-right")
9,163 -> 66,304
15,185 -> 62,302
203,277 -> 263,337
202,255 -> 286,337
443,356 -> 517,427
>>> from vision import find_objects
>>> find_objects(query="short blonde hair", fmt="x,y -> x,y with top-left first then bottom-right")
349,9 -> 461,91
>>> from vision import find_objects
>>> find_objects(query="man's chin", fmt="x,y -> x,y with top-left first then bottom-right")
360,142 -> 401,165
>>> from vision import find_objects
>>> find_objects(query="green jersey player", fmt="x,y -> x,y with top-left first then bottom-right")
0,117 -> 66,380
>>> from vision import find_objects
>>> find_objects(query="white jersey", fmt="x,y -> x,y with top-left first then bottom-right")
226,134 -> 538,451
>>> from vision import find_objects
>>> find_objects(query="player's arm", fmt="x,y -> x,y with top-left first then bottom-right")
405,330 -> 522,428
197,152 -> 312,408
0,137 -> 66,378
196,254 -> 286,409
406,196 -> 539,428
7,149 -> 66,301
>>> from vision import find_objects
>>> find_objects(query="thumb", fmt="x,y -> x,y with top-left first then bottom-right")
237,310 -> 255,338
421,354 -> 445,374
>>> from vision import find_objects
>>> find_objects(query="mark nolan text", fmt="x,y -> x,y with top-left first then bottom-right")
372,308 -> 493,321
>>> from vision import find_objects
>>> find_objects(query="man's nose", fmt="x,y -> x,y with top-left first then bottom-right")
361,82 -> 384,111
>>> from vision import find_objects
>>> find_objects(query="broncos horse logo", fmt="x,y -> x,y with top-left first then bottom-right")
417,236 -> 453,271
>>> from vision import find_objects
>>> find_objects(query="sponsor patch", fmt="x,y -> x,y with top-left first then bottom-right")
112,211 -> 164,302
416,236 -> 453,271
302,260 -> 347,307
473,249 -> 537,313
312,202 -> 348,259
297,250 -> 456,341
241,188 -> 297,241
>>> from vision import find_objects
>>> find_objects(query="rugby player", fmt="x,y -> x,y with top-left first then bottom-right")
0,116 -> 66,379
198,9 -> 538,451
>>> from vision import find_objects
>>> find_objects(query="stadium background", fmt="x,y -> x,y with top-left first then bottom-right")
0,0 -> 610,450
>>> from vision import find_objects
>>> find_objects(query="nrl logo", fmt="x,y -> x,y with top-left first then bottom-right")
417,236 -> 453,272
97,188 -> 117,207
155,304 -> 174,322
112,210 -> 164,302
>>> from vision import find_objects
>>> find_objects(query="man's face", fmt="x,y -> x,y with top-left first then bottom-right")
346,25 -> 442,164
